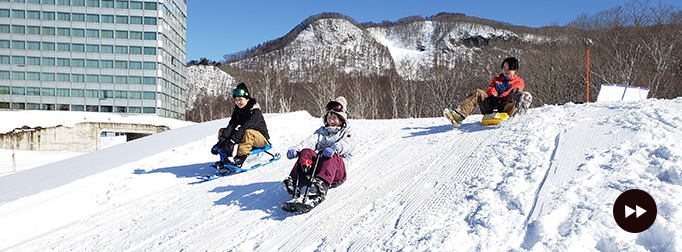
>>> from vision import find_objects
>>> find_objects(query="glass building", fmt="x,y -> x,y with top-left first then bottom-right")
0,0 -> 187,119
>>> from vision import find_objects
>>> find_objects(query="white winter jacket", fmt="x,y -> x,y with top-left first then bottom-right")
292,125 -> 354,160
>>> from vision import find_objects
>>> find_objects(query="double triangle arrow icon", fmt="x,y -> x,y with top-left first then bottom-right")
625,205 -> 647,218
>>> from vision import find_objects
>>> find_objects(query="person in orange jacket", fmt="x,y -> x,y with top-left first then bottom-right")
445,57 -> 531,126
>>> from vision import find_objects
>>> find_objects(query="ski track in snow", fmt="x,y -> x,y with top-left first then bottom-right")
1,99 -> 682,251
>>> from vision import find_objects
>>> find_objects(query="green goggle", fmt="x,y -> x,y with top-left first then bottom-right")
232,89 -> 248,98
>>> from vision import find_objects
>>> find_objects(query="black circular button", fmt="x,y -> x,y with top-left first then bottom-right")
613,189 -> 657,233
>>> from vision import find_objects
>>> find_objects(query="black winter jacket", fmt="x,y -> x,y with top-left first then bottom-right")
220,98 -> 270,145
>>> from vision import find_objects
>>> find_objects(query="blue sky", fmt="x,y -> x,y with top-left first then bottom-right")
186,0 -> 679,62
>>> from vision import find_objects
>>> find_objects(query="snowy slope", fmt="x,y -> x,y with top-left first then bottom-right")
1,99 -> 681,251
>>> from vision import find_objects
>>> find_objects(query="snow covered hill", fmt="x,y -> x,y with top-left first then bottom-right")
0,99 -> 681,251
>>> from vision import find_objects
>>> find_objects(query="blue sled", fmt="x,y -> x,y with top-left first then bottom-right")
203,144 -> 281,181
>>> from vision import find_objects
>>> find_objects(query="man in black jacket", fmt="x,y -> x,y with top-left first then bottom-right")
211,83 -> 270,169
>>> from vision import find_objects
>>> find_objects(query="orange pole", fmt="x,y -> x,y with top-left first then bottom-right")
586,49 -> 590,103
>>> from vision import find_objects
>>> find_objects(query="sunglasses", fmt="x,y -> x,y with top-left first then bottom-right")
325,101 -> 343,112
232,89 -> 248,98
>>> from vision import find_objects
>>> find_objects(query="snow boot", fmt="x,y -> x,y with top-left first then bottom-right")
215,161 -> 231,174
229,155 -> 248,168
444,108 -> 465,127
282,176 -> 300,198
306,177 -> 329,204
515,92 -> 532,115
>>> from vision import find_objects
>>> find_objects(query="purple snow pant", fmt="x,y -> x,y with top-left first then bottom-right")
289,148 -> 346,186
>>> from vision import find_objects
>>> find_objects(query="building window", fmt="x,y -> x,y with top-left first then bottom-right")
143,61 -> 156,70
57,12 -> 70,21
115,45 -> 127,54
72,74 -> 84,82
86,0 -> 99,7
42,42 -> 55,51
72,13 -> 85,21
0,86 -> 9,94
56,73 -> 70,82
0,9 -> 9,18
42,11 -> 55,20
57,88 -> 70,96
129,31 -> 142,39
57,0 -> 70,5
41,0 -> 55,4
129,107 -> 141,113
72,105 -> 85,111
143,77 -> 155,85
129,91 -> 141,99
129,76 -> 141,84
0,71 -> 9,79
143,107 -> 155,114
26,72 -> 40,80
0,25 -> 8,33
130,16 -> 142,24
42,27 -> 55,36
72,28 -> 85,37
101,45 -> 113,53
115,90 -> 127,98
129,61 -> 141,69
27,87 -> 40,95
12,25 -> 25,34
143,2 -> 156,10
86,105 -> 98,112
86,44 -> 99,53
12,10 -> 25,19
115,30 -> 127,39
57,28 -> 70,36
86,74 -> 98,83
86,89 -> 98,98
101,0 -> 113,8
0,40 -> 8,48
86,59 -> 98,68
57,58 -> 70,66
27,41 -> 40,50
72,89 -> 84,97
42,57 -> 55,66
42,73 -> 55,81
72,43 -> 85,52
101,60 -> 113,68
101,30 -> 114,38
86,14 -> 99,23
143,32 -> 156,40
143,47 -> 156,55
12,72 -> 25,80
27,10 -> 40,19
144,17 -> 157,25
57,43 -> 70,51
115,15 -> 128,24
114,60 -> 127,69
26,26 -> 40,34
72,0 -> 85,6
12,56 -> 25,65
101,75 -> 113,83
12,87 -> 25,95
101,15 -> 114,23
130,1 -> 142,9
26,56 -> 40,65
71,59 -> 84,67
42,88 -> 55,96
12,40 -> 25,49
115,0 -> 128,9
114,75 -> 127,83
101,90 -> 113,98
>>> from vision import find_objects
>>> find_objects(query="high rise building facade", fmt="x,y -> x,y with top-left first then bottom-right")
0,0 -> 187,119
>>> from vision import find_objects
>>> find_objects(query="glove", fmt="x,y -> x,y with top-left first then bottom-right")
322,147 -> 335,158
488,95 -> 503,108
287,148 -> 298,159
211,144 -> 220,155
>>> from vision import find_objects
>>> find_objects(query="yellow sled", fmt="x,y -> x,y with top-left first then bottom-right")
481,112 -> 509,126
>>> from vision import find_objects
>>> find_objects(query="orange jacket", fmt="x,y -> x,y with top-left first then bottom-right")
486,75 -> 524,98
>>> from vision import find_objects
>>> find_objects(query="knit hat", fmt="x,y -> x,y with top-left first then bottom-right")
232,83 -> 250,99
324,96 -> 348,126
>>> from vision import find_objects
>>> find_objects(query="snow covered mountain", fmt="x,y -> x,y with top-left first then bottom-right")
185,65 -> 235,110
1,98 -> 681,251
224,13 -> 559,79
